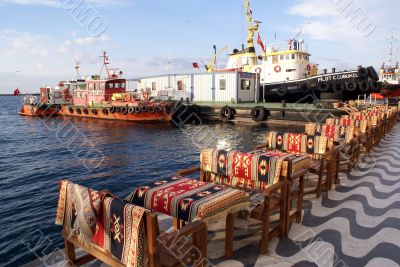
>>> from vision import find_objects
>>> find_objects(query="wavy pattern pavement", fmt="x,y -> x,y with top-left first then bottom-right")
212,121 -> 400,267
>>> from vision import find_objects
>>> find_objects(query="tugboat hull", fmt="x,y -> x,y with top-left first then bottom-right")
59,106 -> 171,122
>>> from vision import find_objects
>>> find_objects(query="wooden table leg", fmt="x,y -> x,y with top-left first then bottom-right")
225,213 -> 235,258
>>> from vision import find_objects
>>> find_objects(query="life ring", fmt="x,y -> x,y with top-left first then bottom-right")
128,107 -> 135,114
102,108 -> 109,115
124,93 -> 132,102
220,106 -> 234,122
83,108 -> 89,115
148,106 -> 155,113
109,106 -> 116,114
76,108 -> 82,114
250,106 -> 266,122
274,65 -> 282,73
121,107 -> 128,115
255,67 -> 262,74
134,106 -> 141,114
68,107 -> 74,114
91,109 -> 98,115
306,64 -> 312,72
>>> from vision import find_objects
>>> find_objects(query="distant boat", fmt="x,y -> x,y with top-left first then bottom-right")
14,88 -> 21,96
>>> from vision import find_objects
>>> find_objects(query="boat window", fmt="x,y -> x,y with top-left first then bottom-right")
177,80 -> 183,90
285,54 -> 290,60
121,83 -> 126,89
280,55 -> 284,60
286,69 -> 296,72
115,83 -> 120,88
219,79 -> 226,90
272,56 -> 278,64
108,83 -> 114,89
100,83 -> 105,90
292,54 -> 296,60
240,79 -> 251,91
88,83 -> 94,90
304,55 -> 309,61
152,82 -> 157,91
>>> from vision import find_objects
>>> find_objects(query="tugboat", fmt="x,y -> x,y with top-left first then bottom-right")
20,52 -> 174,122
207,0 -> 380,102
372,35 -> 400,101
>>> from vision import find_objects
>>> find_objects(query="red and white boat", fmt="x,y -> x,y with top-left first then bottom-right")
20,52 -> 174,122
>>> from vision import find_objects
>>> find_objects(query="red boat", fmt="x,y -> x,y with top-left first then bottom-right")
19,52 -> 173,122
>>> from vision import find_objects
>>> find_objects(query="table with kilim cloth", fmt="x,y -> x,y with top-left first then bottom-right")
126,177 -> 250,224
200,148 -> 310,192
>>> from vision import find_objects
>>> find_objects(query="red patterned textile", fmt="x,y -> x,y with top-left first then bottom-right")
232,152 -> 253,181
55,180 -> 104,245
287,134 -> 303,153
126,177 -> 250,223
92,197 -> 147,267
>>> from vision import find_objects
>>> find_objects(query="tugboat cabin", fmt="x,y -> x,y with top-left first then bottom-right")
73,77 -> 127,106
259,40 -> 318,84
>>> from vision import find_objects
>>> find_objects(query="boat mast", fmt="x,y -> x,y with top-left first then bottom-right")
245,0 -> 260,49
99,51 -> 110,78
388,34 -> 396,67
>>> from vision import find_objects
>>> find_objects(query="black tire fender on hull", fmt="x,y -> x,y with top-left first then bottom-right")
250,106 -> 266,122
220,106 -> 234,122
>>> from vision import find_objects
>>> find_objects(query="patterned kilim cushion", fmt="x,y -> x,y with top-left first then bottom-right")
268,132 -> 329,157
200,148 -> 306,192
126,177 -> 250,223
305,123 -> 355,144
55,180 -> 105,246
92,197 -> 147,267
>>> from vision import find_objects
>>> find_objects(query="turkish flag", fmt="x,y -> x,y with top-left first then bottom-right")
192,62 -> 199,69
257,33 -> 266,53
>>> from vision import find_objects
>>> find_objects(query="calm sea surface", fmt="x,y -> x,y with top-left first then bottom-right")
0,96 -> 298,266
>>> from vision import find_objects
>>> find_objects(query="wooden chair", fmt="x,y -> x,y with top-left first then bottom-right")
57,182 -> 208,267
176,149 -> 308,256
305,123 -> 360,174
63,212 -> 208,267
260,132 -> 338,198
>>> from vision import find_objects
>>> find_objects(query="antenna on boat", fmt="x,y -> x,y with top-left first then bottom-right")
288,29 -> 303,50
388,34 -> 397,66
99,51 -> 110,78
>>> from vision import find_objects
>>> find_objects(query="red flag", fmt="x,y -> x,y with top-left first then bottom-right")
257,33 -> 266,53
192,62 -> 199,69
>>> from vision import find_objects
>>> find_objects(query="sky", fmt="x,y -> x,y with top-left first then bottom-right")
0,0 -> 399,93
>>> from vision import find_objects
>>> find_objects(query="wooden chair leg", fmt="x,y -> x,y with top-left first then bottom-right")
296,175 -> 304,224
260,211 -> 270,255
225,213 -> 235,258
316,160 -> 325,198
64,238 -> 76,267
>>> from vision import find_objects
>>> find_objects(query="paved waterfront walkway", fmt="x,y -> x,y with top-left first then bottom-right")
210,124 -> 400,266
25,124 -> 400,267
